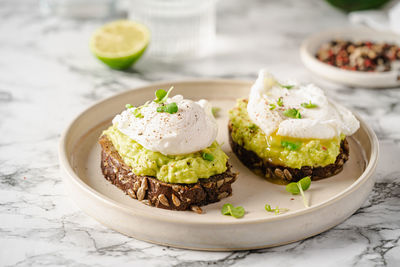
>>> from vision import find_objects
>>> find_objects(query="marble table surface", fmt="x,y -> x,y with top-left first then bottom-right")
1,0 -> 399,266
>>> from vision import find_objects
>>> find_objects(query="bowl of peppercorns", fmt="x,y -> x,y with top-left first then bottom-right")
300,27 -> 400,88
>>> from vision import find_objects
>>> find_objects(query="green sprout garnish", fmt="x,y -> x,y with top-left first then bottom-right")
211,107 -> 221,118
156,102 -> 178,114
278,83 -> 294,90
221,203 -> 245,218
132,108 -> 144,118
125,104 -> 144,118
154,86 -> 174,103
265,204 -> 289,215
286,176 -> 311,208
269,103 -> 276,110
277,97 -> 284,107
249,124 -> 258,131
301,101 -> 318,109
202,152 -> 214,161
281,140 -> 302,150
283,108 -> 302,119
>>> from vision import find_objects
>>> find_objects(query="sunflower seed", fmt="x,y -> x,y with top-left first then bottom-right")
283,169 -> 292,181
137,187 -> 146,201
133,181 -> 140,191
172,185 -> 180,192
203,182 -> 215,188
127,189 -> 136,199
172,194 -> 181,207
158,194 -> 169,207
216,180 -> 224,188
274,168 -> 285,179
141,200 -> 151,206
141,178 -> 148,190
218,192 -> 229,199
224,177 -> 233,183
191,205 -> 203,214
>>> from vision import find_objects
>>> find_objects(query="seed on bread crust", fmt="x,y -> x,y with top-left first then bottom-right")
158,194 -> 170,207
99,135 -> 238,211
172,194 -> 181,207
191,205 -> 203,214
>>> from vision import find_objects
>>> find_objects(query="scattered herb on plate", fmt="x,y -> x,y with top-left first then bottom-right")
157,102 -> 178,114
154,86 -> 174,103
221,203 -> 245,218
211,107 -> 221,118
281,140 -> 302,150
269,103 -> 276,110
301,101 -> 318,109
283,108 -> 302,119
265,204 -> 289,215
286,176 -> 311,208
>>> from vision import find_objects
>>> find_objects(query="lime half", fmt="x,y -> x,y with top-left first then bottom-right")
90,20 -> 150,70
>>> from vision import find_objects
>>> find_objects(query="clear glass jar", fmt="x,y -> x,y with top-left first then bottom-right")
128,0 -> 216,61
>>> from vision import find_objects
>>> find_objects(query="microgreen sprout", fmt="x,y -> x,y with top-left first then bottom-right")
286,176 -> 311,208
265,204 -> 289,215
269,103 -> 276,110
277,97 -> 284,107
156,102 -> 178,114
278,83 -> 294,90
281,140 -> 302,150
301,101 -> 318,109
202,152 -> 214,161
125,104 -> 144,118
132,108 -> 144,118
211,107 -> 221,118
221,203 -> 245,218
154,86 -> 174,104
283,108 -> 302,119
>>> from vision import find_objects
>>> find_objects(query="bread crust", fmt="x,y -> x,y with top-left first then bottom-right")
99,135 -> 238,212
228,122 -> 349,182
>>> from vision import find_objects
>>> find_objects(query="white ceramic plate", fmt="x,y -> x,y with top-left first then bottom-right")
59,80 -> 379,251
300,27 -> 400,88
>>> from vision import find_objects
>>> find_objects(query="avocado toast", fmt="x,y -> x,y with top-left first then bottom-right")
99,88 -> 237,212
228,70 -> 358,182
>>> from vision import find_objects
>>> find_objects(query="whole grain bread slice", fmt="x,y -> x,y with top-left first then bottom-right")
228,122 -> 349,182
99,135 -> 238,212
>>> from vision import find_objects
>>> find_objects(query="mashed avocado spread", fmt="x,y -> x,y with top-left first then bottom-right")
103,125 -> 228,184
229,99 -> 343,169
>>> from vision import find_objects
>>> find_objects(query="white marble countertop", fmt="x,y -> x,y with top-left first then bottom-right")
1,0 -> 399,266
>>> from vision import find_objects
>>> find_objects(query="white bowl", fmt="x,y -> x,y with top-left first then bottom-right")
59,80 -> 379,251
300,27 -> 400,88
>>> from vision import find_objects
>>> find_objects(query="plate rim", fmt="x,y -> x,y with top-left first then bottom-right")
59,79 -> 379,225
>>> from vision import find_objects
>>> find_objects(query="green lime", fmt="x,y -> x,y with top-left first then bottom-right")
90,20 -> 150,70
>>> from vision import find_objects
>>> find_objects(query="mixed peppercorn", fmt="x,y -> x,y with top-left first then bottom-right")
316,40 -> 400,72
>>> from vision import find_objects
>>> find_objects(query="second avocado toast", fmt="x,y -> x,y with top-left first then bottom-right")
228,70 -> 360,183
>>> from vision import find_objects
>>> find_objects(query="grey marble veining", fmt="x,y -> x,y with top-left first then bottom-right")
0,0 -> 399,266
